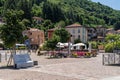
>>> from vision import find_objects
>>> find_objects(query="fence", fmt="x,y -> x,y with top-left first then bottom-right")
0,50 -> 28,63
102,53 -> 120,65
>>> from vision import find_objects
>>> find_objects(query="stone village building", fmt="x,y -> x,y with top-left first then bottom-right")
47,23 -> 107,43
22,28 -> 45,49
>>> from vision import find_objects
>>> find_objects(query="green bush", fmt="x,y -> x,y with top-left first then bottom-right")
90,41 -> 98,49
105,43 -> 113,52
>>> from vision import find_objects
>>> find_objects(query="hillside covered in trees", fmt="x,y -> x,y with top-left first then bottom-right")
0,0 -> 120,29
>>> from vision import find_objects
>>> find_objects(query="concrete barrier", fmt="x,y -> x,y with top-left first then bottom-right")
13,53 -> 34,68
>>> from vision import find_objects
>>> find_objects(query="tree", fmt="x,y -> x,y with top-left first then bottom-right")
105,34 -> 120,52
54,28 -> 70,43
105,34 -> 119,42
114,21 -> 120,30
0,10 -> 25,47
74,39 -> 81,44
42,1 -> 64,22
3,0 -> 18,10
18,0 -> 32,22
44,28 -> 70,50
44,34 -> 60,50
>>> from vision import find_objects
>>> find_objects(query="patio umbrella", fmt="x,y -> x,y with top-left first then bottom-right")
56,42 -> 64,48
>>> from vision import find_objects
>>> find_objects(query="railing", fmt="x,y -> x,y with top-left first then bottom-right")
102,53 -> 120,65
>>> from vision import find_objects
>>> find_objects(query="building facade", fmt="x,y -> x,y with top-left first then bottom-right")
47,28 -> 55,40
86,25 -> 107,42
23,28 -> 45,49
65,23 -> 88,43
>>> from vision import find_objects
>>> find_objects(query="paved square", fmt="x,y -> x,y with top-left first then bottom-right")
0,52 -> 120,80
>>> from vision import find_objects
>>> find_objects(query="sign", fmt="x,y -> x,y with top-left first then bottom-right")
25,39 -> 31,48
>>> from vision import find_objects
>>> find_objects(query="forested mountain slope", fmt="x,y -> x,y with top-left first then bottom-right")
0,0 -> 120,28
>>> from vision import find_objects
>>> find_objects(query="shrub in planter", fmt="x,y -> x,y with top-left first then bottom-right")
72,53 -> 78,58
84,52 -> 91,58
105,43 -> 113,52
91,50 -> 97,57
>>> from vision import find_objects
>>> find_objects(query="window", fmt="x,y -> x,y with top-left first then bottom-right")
78,29 -> 80,33
78,35 -> 80,39
72,29 -> 75,34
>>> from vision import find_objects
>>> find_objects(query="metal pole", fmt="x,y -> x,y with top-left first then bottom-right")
119,54 -> 120,64
108,54 -> 110,64
114,53 -> 115,64
0,53 -> 1,62
68,42 -> 71,56
102,54 -> 104,65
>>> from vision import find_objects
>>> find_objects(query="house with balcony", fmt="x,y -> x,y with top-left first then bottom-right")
65,23 -> 88,43
22,28 -> 45,49
87,27 -> 97,40
86,25 -> 107,42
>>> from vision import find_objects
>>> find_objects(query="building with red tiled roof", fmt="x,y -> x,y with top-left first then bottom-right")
66,23 -> 82,28
65,23 -> 88,43
116,29 -> 120,34
86,25 -> 107,42
33,17 -> 44,24
106,28 -> 116,34
47,28 -> 55,40
23,28 -> 45,49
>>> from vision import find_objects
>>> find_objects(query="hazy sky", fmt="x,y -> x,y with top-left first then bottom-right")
92,0 -> 120,10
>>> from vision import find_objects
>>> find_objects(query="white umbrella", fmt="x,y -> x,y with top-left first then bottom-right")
72,43 -> 87,50
72,43 -> 85,46
56,42 -> 64,48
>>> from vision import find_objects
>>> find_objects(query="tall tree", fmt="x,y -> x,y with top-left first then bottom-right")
0,10 -> 25,47
42,1 -> 64,22
54,28 -> 70,43
18,0 -> 32,22
114,21 -> 120,30
3,0 -> 18,10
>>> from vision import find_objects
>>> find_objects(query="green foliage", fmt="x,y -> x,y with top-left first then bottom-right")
3,0 -> 19,10
44,34 -> 60,50
105,34 -> 120,42
105,34 -> 120,52
72,53 -> 78,58
0,10 -> 25,47
105,43 -> 114,52
114,21 -> 120,30
18,0 -> 32,22
32,4 -> 42,16
90,41 -> 98,49
56,20 -> 65,28
1,0 -> 120,27
74,39 -> 81,44
44,28 -> 70,50
41,0 -> 120,26
42,1 -> 64,22
54,28 -> 70,43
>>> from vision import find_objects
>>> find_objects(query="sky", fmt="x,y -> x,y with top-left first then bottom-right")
92,0 -> 120,10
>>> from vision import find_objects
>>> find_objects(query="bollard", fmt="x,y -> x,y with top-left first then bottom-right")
0,53 -> 1,62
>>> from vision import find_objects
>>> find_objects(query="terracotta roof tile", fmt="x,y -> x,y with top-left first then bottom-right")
66,23 -> 82,28
33,17 -> 44,21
